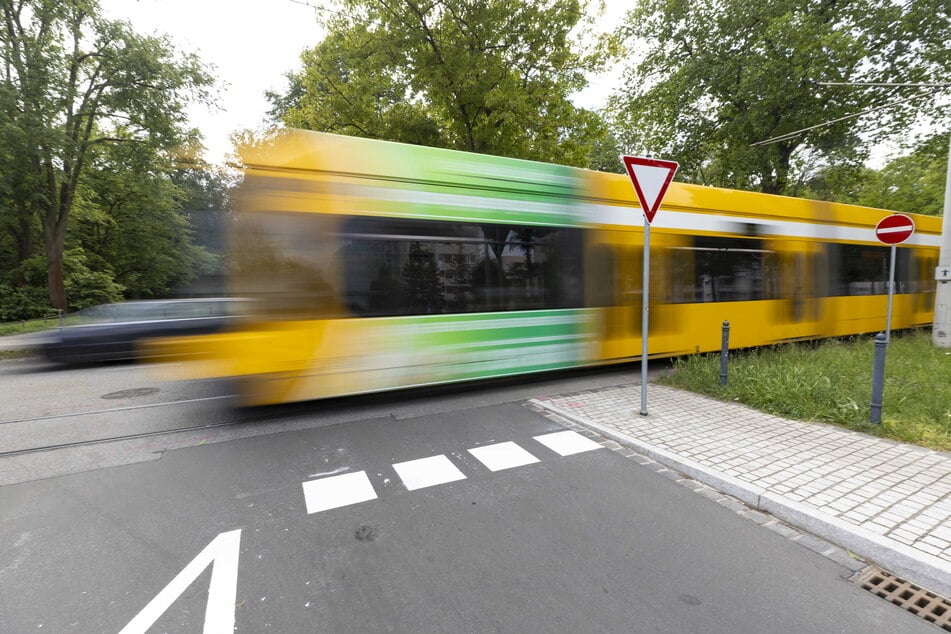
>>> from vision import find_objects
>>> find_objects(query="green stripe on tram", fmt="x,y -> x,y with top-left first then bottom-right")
378,309 -> 595,382
349,138 -> 586,227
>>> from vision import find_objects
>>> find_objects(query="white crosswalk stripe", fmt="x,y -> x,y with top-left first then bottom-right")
533,430 -> 604,456
300,433 -> 603,515
302,471 -> 378,514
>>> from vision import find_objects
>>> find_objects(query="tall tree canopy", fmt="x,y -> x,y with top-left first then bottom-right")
269,0 -> 612,167
610,0 -> 950,195
0,0 -> 214,309
802,133 -> 949,215
72,141 -> 219,299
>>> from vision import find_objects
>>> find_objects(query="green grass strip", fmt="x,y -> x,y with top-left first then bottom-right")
658,329 -> 951,452
0,315 -> 78,336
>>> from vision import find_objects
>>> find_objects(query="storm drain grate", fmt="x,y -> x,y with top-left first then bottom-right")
855,568 -> 951,631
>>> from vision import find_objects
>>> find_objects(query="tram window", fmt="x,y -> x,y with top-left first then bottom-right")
340,217 -> 583,316
669,237 -> 778,303
827,244 -> 912,296
586,245 -> 616,307
230,212 -> 340,319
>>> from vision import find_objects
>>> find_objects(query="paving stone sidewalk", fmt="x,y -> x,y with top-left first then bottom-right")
531,383 -> 951,597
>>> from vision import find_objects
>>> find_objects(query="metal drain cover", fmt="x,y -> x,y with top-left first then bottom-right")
101,387 -> 160,400
854,567 -> 951,631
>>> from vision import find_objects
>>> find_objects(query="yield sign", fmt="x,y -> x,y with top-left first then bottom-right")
620,155 -> 679,224
875,213 -> 915,245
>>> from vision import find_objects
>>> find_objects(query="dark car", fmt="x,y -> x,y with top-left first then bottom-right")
40,298 -> 246,364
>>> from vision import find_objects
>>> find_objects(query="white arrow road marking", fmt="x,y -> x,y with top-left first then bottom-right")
119,529 -> 241,634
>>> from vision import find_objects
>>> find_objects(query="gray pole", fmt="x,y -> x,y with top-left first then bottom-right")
870,333 -> 887,424
885,244 -> 896,344
720,320 -> 730,386
640,218 -> 650,416
933,132 -> 951,348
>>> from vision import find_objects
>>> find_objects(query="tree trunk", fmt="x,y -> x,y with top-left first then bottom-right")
17,215 -> 32,266
43,212 -> 69,311
10,211 -> 33,286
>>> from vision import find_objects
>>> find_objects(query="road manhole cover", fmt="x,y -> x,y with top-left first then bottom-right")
101,387 -> 160,400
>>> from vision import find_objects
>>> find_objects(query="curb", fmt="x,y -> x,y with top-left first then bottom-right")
530,398 -> 951,599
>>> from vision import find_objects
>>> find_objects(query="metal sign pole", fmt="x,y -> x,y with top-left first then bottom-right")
641,218 -> 650,416
886,243 -> 896,344
619,154 -> 678,417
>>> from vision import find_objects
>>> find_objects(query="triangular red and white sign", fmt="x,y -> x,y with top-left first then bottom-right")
620,155 -> 679,224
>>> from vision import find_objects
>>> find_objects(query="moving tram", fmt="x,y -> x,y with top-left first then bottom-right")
156,130 -> 942,406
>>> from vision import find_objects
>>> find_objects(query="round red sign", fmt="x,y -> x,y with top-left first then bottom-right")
874,214 -> 915,245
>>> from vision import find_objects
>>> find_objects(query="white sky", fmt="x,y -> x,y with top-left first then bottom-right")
100,0 -> 628,165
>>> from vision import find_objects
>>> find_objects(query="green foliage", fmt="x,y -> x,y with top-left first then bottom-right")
270,0 -> 614,169
172,164 -> 237,255
585,131 -> 626,174
660,331 -> 951,451
0,249 -> 124,315
0,254 -> 54,320
64,271 -> 124,311
0,284 -> 53,321
61,248 -> 125,310
73,140 -> 218,298
801,133 -> 948,215
0,0 -> 215,308
611,0 -> 949,195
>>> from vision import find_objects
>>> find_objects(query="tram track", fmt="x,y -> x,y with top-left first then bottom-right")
0,393 -> 253,460
0,361 -> 649,487
0,412 -> 246,459
0,391 -> 293,486
0,394 -> 234,428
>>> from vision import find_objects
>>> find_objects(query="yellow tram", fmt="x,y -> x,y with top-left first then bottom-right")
155,130 -> 942,406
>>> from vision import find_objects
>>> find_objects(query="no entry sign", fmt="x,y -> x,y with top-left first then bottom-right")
875,213 -> 916,345
875,214 -> 915,245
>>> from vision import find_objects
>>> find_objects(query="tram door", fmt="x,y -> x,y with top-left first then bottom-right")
911,252 -> 938,326
773,240 -> 825,340
586,230 -> 642,362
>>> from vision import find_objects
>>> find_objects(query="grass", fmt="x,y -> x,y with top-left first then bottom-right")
658,329 -> 951,452
0,349 -> 35,360
0,314 -> 79,336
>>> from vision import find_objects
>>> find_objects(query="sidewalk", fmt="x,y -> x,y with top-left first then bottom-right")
531,383 -> 951,598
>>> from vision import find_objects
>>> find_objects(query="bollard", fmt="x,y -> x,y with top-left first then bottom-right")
720,320 -> 730,386
870,332 -> 887,424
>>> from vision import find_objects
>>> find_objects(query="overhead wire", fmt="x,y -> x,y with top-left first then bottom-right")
751,83 -> 948,147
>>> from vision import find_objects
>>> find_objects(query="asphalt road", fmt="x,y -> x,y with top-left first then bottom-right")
0,358 -> 931,632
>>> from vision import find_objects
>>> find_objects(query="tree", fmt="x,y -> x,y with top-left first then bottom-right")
269,0 -> 613,168
402,242 -> 443,314
172,162 -> 237,256
610,0 -> 950,194
0,80 -> 42,286
802,133 -> 949,216
0,0 -> 213,309
73,138 -> 217,299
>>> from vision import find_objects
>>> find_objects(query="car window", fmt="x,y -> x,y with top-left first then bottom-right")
76,304 -> 119,321
73,299 -> 244,324
163,302 -> 216,318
